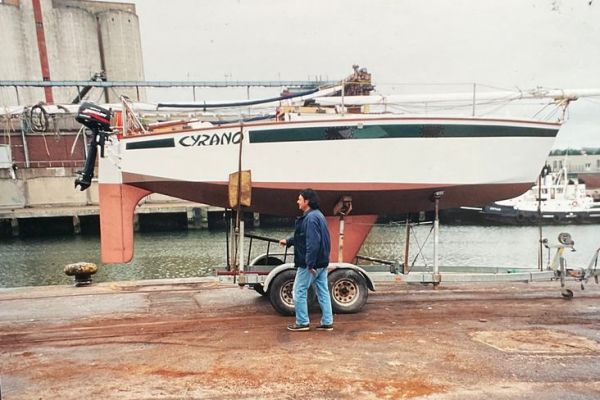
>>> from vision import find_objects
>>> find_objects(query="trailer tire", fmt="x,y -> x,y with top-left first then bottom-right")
267,269 -> 318,316
328,269 -> 368,314
268,270 -> 296,316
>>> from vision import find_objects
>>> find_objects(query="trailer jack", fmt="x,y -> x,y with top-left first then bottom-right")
544,233 -> 600,298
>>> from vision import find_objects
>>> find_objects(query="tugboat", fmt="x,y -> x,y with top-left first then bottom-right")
480,165 -> 600,224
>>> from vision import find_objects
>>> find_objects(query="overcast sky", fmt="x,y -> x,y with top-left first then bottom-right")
126,0 -> 600,148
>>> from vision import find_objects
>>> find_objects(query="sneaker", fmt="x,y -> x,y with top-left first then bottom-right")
316,324 -> 333,331
287,323 -> 310,332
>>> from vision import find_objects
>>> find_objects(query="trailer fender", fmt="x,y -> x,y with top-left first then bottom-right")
328,263 -> 376,292
263,263 -> 296,293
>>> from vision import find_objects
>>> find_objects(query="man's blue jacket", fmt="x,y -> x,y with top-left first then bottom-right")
286,208 -> 331,269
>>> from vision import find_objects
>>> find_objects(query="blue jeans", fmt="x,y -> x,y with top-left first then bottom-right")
293,267 -> 333,326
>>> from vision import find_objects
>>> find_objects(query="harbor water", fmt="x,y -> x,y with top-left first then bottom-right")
0,223 -> 599,288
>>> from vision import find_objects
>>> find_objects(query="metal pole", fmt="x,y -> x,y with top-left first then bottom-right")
121,98 -> 128,136
246,86 -> 251,115
472,83 -> 476,117
338,215 -> 345,263
239,220 -> 244,273
537,173 -> 543,270
403,217 -> 410,274
434,198 -> 440,276
341,79 -> 345,116
233,123 -> 244,274
225,210 -> 230,270
21,127 -> 30,168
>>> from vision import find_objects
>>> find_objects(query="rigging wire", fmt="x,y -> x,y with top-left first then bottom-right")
156,87 -> 320,109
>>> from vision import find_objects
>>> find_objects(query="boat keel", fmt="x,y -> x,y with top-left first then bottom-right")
327,215 -> 377,263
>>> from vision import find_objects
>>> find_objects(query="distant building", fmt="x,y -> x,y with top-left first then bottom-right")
547,148 -> 600,174
0,0 -> 145,105
547,148 -> 600,197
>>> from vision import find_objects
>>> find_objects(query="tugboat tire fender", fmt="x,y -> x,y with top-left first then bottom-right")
516,213 -> 525,222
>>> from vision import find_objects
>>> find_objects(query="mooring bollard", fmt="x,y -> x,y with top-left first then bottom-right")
64,262 -> 98,287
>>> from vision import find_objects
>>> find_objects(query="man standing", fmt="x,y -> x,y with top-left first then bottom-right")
279,189 -> 334,331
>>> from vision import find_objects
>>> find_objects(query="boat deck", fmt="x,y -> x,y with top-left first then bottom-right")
1,278 -> 600,399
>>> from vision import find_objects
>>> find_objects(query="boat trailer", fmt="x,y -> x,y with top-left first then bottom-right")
218,194 -> 600,316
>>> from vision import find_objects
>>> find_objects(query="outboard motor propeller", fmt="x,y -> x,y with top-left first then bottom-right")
74,102 -> 112,191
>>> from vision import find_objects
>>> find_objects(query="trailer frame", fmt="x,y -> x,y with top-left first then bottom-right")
217,193 -> 600,314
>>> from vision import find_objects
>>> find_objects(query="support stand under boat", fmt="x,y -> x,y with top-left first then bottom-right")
333,195 -> 353,262
376,190 -> 562,287
431,190 -> 445,286
225,209 -> 245,282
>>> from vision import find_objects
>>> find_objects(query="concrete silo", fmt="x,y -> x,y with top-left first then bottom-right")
0,1 -> 42,106
0,0 -> 146,106
45,5 -> 103,103
97,9 -> 146,102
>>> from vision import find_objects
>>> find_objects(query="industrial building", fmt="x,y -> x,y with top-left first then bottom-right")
0,0 -> 164,237
0,0 -> 145,105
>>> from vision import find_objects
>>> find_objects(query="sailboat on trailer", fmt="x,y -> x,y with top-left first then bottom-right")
73,67 -> 596,264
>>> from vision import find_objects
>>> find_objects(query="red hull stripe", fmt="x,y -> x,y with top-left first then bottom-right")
121,173 -> 532,217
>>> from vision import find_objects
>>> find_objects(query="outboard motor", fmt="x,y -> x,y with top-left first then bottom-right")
74,103 -> 112,191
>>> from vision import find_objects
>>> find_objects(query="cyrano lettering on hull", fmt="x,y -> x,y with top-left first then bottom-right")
179,131 -> 242,147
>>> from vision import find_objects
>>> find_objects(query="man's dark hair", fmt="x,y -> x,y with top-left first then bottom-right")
300,188 -> 320,210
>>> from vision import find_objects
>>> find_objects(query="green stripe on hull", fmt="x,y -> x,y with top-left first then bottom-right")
248,124 -> 558,144
126,138 -> 175,150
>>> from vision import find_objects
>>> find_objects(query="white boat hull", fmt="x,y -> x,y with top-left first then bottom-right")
101,116 -> 559,215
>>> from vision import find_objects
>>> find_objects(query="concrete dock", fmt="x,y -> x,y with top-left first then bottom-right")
1,278 -> 600,399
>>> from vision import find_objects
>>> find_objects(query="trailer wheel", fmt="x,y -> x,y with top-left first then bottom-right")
267,269 -> 318,316
268,270 -> 296,316
328,269 -> 368,314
